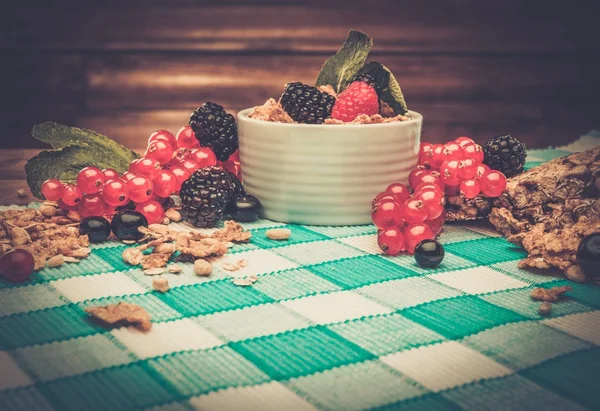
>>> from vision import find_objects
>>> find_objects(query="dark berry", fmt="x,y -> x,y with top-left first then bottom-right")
79,216 -> 111,243
111,210 -> 148,241
414,240 -> 445,268
483,135 -> 527,177
228,195 -> 262,222
0,249 -> 34,282
280,82 -> 336,124
189,102 -> 238,161
577,233 -> 600,281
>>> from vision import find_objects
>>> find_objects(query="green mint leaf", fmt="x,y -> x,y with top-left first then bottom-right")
26,122 -> 139,198
316,30 -> 373,93
359,61 -> 408,115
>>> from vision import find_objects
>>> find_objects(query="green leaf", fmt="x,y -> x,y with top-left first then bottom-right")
359,61 -> 408,115
315,30 -> 373,93
26,122 -> 139,198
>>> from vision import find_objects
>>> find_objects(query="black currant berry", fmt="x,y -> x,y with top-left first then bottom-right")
414,240 -> 445,268
577,233 -> 600,281
228,195 -> 262,222
79,216 -> 111,243
111,210 -> 148,241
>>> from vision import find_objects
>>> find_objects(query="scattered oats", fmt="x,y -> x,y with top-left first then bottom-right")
78,235 -> 90,247
144,267 -> 165,276
238,259 -> 249,268
141,253 -> 170,270
168,264 -> 183,274
248,275 -> 258,283
122,248 -> 143,265
122,240 -> 137,245
10,226 -> 31,245
530,286 -> 572,302
538,302 -> 552,316
71,248 -> 91,259
152,277 -> 170,293
266,228 -> 291,240
232,276 -> 258,287
165,208 -> 181,222
176,233 -> 191,247
66,226 -> 79,236
226,242 -> 234,248
162,217 -> 170,225
63,256 -> 80,263
57,246 -> 73,256
148,224 -> 170,236
67,210 -> 82,222
16,189 -> 27,198
222,262 -> 239,271
194,259 -> 212,276
154,243 -> 176,254
212,221 -> 252,243
47,254 -> 65,268
85,302 -> 152,331
39,205 -> 57,217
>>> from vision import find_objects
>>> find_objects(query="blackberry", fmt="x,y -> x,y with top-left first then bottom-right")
179,167 -> 235,228
483,135 -> 527,178
189,102 -> 238,161
280,82 -> 336,124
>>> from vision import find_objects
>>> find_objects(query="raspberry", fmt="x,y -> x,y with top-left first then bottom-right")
331,78 -> 379,122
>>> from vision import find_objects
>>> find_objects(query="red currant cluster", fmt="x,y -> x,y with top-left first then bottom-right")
40,127 -> 242,225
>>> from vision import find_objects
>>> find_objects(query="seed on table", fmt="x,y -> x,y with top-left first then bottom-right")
266,228 -> 291,240
194,259 -> 212,276
152,277 -> 170,293
47,254 -> 65,268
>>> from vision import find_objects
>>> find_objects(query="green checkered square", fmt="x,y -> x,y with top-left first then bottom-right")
328,313 -> 446,356
371,393 -> 463,411
249,225 -> 329,249
383,252 -> 477,275
564,282 -> 600,309
460,321 -> 591,370
287,360 -> 428,410
147,346 -> 270,397
304,224 -> 377,239
401,295 -> 527,340
0,284 -> 66,316
438,224 -> 489,244
230,326 -> 375,380
490,260 -> 563,284
40,253 -> 117,282
0,387 -> 56,411
251,268 -> 342,301
444,238 -> 527,266
273,240 -> 365,266
93,246 -> 137,272
146,402 -> 193,411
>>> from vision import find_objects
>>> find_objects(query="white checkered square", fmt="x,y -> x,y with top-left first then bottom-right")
338,234 -> 380,254
429,267 -> 528,294
111,318 -> 223,359
381,341 -> 513,392
51,272 -> 146,303
281,291 -> 392,325
542,310 -> 600,344
0,351 -> 31,390
274,240 -> 365,266
189,381 -> 316,411
210,249 -> 299,277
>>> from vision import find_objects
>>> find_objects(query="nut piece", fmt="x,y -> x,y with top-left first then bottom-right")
67,210 -> 82,222
85,302 -> 152,331
222,262 -> 239,272
16,189 -> 27,198
39,205 -> 57,217
165,209 -> 182,222
10,227 -> 31,245
538,302 -> 552,316
144,267 -> 165,276
148,224 -> 170,236
168,264 -> 183,274
238,259 -> 249,268
63,256 -> 80,263
152,277 -> 170,293
176,233 -> 191,247
122,248 -> 143,265
47,254 -> 65,268
162,217 -> 170,225
71,248 -> 91,259
194,259 -> 212,276
530,286 -> 572,302
266,228 -> 291,241
232,275 -> 259,287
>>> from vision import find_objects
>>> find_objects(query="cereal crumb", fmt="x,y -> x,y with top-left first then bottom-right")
238,259 -> 249,268
266,228 -> 291,240
530,286 -> 572,302
47,254 -> 65,268
194,259 -> 212,276
144,267 -> 165,276
67,211 -> 82,222
122,248 -> 143,265
39,205 -> 57,218
153,243 -> 176,254
16,189 -> 27,198
63,256 -> 80,263
232,275 -> 258,287
85,302 -> 152,331
211,221 -> 252,243
71,248 -> 91,259
168,264 -> 183,274
162,217 -> 170,225
222,262 -> 239,272
122,240 -> 137,245
538,302 -> 552,316
152,277 -> 170,293
141,253 -> 170,270
165,208 -> 181,222
318,85 -> 337,97
248,98 -> 295,123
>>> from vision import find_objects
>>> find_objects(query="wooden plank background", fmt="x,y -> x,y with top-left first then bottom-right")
1,0 -> 599,151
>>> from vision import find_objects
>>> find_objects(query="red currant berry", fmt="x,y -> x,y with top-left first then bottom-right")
189,147 -> 217,168
440,160 -> 461,186
475,163 -> 491,179
135,200 -> 165,225
148,130 -> 177,149
480,170 -> 507,197
401,198 -> 429,224
442,142 -> 465,160
61,184 -> 82,206
127,176 -> 154,203
416,188 -> 445,220
386,183 -> 410,203
460,179 -> 481,199
180,159 -> 201,173
413,183 -> 441,196
57,199 -> 77,211
426,211 -> 446,236
172,148 -> 190,163
463,143 -> 484,163
101,168 -> 119,181
418,142 -> 433,166
121,171 -> 137,181
101,179 -> 130,207
220,160 -> 242,180
408,167 -> 429,188
454,136 -> 475,148
404,223 -> 435,254
170,165 -> 191,190
429,144 -> 445,169
153,170 -> 178,198
229,150 -> 240,163
457,158 -> 478,180
103,205 -> 118,216
0,249 -> 34,282
411,170 -> 445,191
145,140 -> 174,165
176,126 -> 199,149
445,184 -> 460,196
372,192 -> 397,207
372,200 -> 403,229
378,228 -> 406,256
41,179 -> 64,201
77,166 -> 105,194
130,157 -> 161,180
78,193 -> 105,217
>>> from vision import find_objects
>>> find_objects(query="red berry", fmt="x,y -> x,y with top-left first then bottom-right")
41,179 -> 64,201
419,142 -> 433,166
386,183 -> 410,203
180,159 -> 201,173
103,205 -> 117,216
220,160 -> 242,180
130,157 -> 161,180
78,193 -> 105,217
409,167 -> 429,188
77,166 -> 105,194
454,136 -> 475,148
170,165 -> 191,190
135,200 -> 165,225
480,171 -> 507,197
331,81 -> 379,122
463,143 -> 484,163
440,160 -> 461,186
372,200 -> 403,229
0,249 -> 34,282
378,228 -> 406,256
426,211 -> 446,236
457,158 -> 479,180
404,223 -> 435,254
101,168 -> 119,181
372,192 -> 397,207
122,171 -> 137,181
475,163 -> 491,179
429,144 -> 445,169
414,183 -> 441,196
445,184 -> 461,196
460,179 -> 481,199
61,184 -> 82,206
101,179 -> 130,207
145,140 -> 174,165
57,199 -> 77,211
415,188 -> 445,220
229,150 -> 240,163
176,126 -> 198,149
127,176 -> 154,203
401,198 -> 429,224
153,170 -> 178,198
189,147 -> 217,168
172,148 -> 191,163
442,142 -> 465,161
148,130 -> 177,149
412,170 -> 445,191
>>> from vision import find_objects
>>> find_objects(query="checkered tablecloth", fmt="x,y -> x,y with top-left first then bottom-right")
1,133 -> 599,411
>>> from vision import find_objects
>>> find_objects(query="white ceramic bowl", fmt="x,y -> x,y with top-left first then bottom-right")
237,109 -> 423,225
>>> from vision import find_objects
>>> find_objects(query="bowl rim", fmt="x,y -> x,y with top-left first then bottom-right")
237,108 -> 423,129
